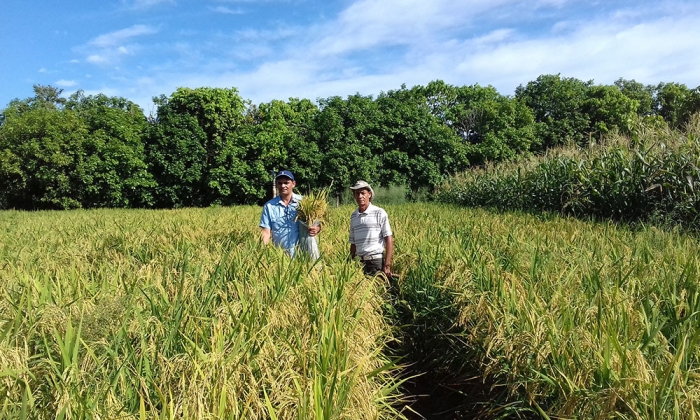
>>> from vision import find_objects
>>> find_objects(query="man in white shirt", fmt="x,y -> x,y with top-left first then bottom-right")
348,180 -> 393,276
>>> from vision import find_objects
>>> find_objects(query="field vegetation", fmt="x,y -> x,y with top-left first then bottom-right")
393,206 -> 700,418
0,207 -> 401,419
438,114 -> 700,230
2,201 -> 700,418
2,77 -> 699,211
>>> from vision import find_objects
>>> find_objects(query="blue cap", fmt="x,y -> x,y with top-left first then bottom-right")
275,170 -> 295,181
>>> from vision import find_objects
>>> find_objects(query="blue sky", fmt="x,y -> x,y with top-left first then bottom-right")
2,0 -> 699,115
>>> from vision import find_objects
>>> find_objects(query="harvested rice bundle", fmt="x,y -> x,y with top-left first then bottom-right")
296,187 -> 330,225
296,187 -> 330,261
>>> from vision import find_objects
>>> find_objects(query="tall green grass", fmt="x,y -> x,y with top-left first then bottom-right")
437,114 -> 700,229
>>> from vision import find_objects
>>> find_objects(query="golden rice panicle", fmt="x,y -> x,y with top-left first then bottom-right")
297,187 -> 330,224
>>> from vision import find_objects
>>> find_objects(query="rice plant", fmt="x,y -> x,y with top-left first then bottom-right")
0,207 -> 401,419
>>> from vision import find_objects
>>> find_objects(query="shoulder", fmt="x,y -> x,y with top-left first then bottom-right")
263,196 -> 281,207
292,193 -> 303,202
367,203 -> 386,214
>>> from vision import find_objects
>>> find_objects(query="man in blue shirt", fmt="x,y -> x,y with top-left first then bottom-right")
259,170 -> 320,256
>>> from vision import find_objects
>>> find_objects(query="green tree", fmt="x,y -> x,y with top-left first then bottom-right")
515,74 -> 592,148
315,94 -> 383,197
581,85 -> 638,141
146,87 -> 248,207
66,91 -> 155,208
376,85 -> 469,192
0,102 -> 87,209
654,82 -> 700,129
415,80 -> 537,165
614,78 -> 654,116
517,74 -> 638,149
241,98 -> 321,197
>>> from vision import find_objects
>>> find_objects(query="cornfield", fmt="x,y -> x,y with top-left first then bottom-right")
437,114 -> 700,230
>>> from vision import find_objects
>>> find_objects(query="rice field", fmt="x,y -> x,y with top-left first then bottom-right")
2,203 -> 700,419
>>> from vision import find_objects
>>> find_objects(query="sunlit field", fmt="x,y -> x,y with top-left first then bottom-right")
2,204 -> 700,418
0,206 -> 400,419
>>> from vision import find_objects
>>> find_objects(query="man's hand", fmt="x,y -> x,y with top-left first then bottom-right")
261,227 -> 271,245
308,224 -> 321,236
383,235 -> 394,277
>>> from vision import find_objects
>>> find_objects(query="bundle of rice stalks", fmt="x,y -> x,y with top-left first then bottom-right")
297,187 -> 330,225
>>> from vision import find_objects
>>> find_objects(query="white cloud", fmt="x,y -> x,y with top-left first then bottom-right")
55,79 -> 78,87
77,25 -> 155,67
209,6 -> 243,14
87,55 -> 108,64
450,10 -> 700,92
313,0 -> 515,56
67,0 -> 700,114
121,0 -> 175,10
38,68 -> 47,73
89,25 -> 157,48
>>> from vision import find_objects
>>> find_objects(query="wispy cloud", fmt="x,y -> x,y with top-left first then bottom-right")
55,79 -> 78,87
209,6 -> 243,14
121,0 -> 175,10
77,25 -> 157,67
89,25 -> 158,48
57,0 -> 700,113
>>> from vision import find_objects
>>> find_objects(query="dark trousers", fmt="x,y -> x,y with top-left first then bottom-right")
361,258 -> 383,276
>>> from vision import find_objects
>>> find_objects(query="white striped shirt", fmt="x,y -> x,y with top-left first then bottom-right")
349,203 -> 392,257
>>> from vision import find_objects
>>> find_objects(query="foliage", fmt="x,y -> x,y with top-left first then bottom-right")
66,91 -> 155,208
2,76 -> 700,210
3,201 -> 700,418
516,74 -> 638,149
315,94 -> 384,197
0,88 -> 156,210
376,85 -> 470,192
390,204 -> 700,418
0,101 -> 87,209
146,87 -> 251,206
414,80 -> 537,165
144,109 -> 208,207
615,77 -> 655,116
240,98 -> 322,203
654,82 -> 700,129
437,114 -> 700,230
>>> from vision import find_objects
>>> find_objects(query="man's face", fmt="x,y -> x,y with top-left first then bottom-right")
276,177 -> 295,195
353,188 -> 371,207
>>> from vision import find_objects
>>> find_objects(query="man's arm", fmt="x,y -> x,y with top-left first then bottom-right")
383,235 -> 394,276
350,243 -> 357,259
261,227 -> 271,245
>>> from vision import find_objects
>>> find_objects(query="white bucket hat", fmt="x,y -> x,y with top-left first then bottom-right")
349,180 -> 374,201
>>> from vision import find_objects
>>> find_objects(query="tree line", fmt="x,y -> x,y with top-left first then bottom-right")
1,75 -> 699,210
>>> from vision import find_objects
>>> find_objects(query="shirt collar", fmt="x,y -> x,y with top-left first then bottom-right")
275,193 -> 301,206
358,203 -> 375,214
